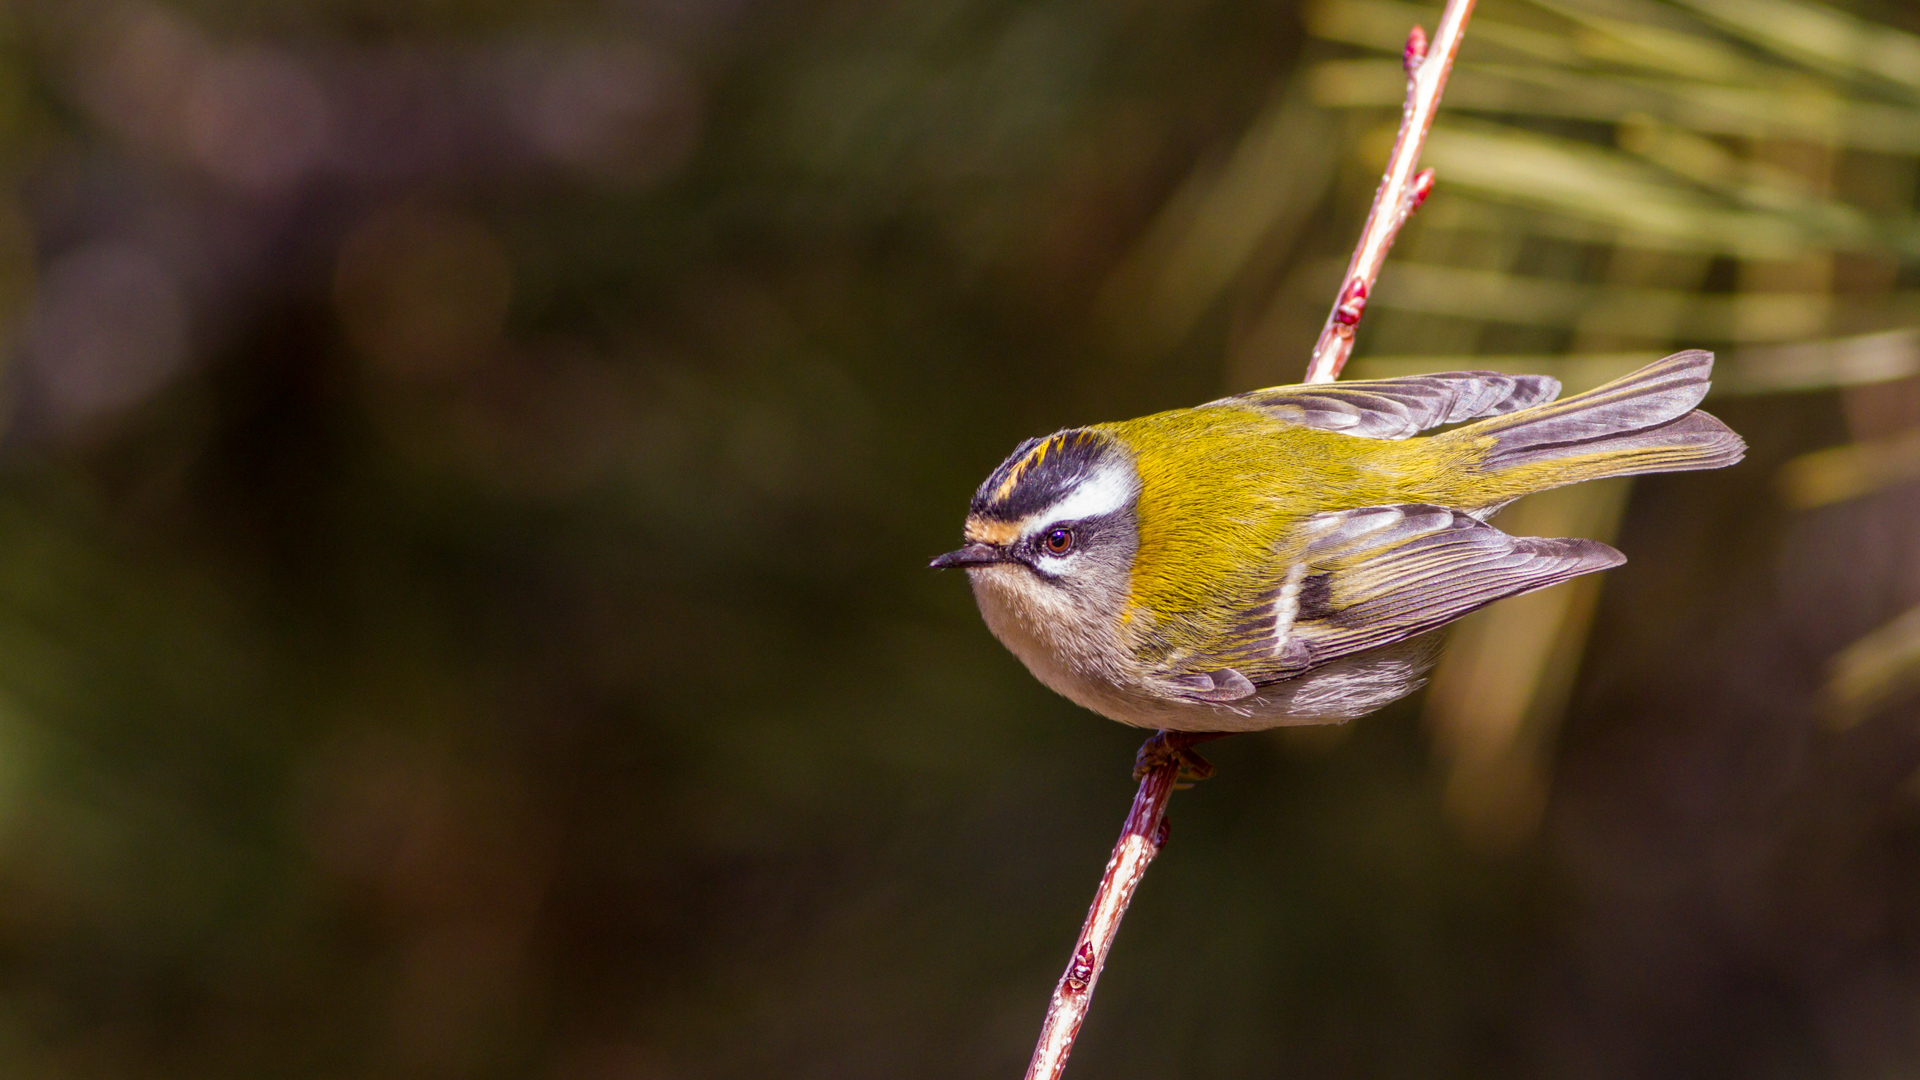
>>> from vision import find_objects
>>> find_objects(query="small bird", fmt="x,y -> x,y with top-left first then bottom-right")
931,350 -> 1743,765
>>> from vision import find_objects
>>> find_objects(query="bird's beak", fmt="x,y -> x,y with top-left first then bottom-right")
929,542 -> 1006,570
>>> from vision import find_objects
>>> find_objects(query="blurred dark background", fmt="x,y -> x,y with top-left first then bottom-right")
0,0 -> 1918,1076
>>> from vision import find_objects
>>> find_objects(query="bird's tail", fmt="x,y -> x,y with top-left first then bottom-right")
1454,350 -> 1745,493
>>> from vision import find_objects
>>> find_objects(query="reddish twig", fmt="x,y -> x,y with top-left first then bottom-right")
1024,747 -> 1179,1080
1303,0 -> 1479,385
1022,2 -> 1478,1075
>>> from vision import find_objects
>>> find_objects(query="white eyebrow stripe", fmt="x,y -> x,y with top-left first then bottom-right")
1020,462 -> 1136,534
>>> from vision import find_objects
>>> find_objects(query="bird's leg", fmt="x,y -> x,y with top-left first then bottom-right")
1133,731 -> 1229,784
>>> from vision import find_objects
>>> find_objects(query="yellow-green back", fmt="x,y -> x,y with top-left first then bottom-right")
1104,404 -> 1489,627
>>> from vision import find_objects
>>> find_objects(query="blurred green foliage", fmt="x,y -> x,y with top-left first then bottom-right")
0,0 -> 1913,1077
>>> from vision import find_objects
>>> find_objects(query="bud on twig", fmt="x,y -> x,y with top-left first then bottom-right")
1064,944 -> 1096,992
1409,168 -> 1435,211
1334,279 -> 1368,327
1393,167 -> 1437,230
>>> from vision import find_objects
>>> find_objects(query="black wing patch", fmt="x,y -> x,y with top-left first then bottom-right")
1205,372 -> 1560,440
1159,504 -> 1621,693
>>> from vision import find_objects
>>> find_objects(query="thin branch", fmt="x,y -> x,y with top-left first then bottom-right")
1304,0 -> 1479,385
1021,1 -> 1479,1074
1024,743 -> 1180,1080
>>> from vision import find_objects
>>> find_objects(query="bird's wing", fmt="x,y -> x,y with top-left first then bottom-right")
1157,504 -> 1620,697
1204,372 -> 1560,440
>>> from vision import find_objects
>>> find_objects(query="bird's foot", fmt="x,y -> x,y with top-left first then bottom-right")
1133,731 -> 1224,785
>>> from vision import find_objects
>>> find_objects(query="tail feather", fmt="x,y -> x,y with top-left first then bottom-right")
1456,350 -> 1746,489
1492,409 -> 1746,475
1471,350 -> 1712,462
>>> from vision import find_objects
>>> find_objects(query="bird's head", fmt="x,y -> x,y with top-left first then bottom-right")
931,428 -> 1140,617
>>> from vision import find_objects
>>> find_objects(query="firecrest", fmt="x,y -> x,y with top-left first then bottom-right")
932,350 -> 1743,735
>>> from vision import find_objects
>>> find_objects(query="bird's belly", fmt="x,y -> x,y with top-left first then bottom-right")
1120,637 -> 1439,732
968,565 -> 1439,732
1221,636 -> 1442,730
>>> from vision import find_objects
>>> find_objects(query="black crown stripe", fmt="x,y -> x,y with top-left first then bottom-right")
970,428 -> 1114,522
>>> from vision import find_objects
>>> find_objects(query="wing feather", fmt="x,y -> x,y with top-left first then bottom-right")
1285,504 -> 1622,668
1154,504 -> 1621,694
1205,372 -> 1560,440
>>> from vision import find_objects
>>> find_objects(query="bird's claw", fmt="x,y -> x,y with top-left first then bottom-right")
1133,732 -> 1217,785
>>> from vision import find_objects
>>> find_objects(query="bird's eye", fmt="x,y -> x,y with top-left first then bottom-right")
1043,527 -> 1075,555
